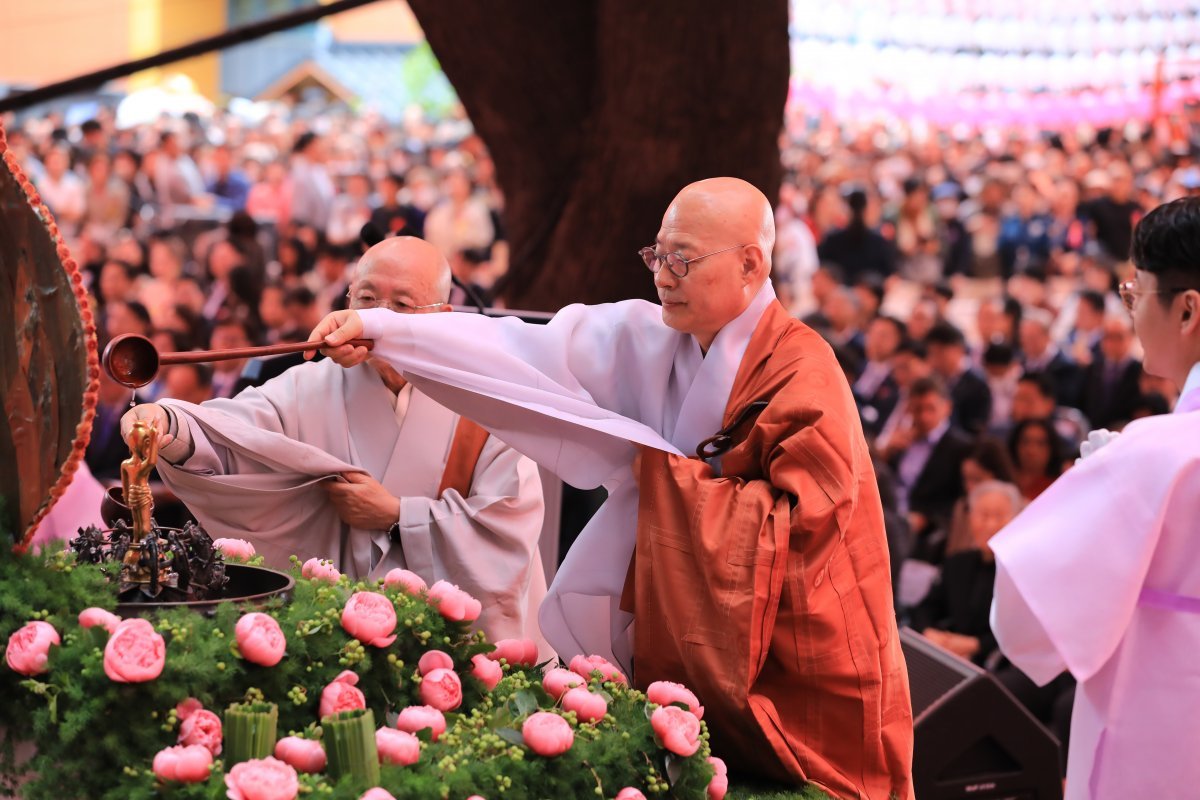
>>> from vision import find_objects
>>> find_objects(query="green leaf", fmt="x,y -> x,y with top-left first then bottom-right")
496,728 -> 525,747
511,689 -> 539,717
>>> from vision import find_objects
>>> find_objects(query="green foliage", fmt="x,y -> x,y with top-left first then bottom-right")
0,546 -> 741,800
399,41 -> 459,115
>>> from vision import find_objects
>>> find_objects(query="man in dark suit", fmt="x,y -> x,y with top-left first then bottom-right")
883,376 -> 974,564
925,321 -> 993,434
1080,315 -> 1143,429
854,315 -> 906,437
1020,307 -> 1083,408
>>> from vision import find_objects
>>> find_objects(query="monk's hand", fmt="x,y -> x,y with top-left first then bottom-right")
119,403 -> 174,448
325,471 -> 401,530
309,309 -> 369,366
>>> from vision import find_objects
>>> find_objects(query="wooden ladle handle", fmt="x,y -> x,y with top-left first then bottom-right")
159,338 -> 374,365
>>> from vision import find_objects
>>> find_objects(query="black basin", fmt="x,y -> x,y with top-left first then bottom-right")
117,563 -> 295,618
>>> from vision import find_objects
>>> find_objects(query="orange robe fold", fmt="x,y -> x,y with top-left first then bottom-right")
630,302 -> 914,799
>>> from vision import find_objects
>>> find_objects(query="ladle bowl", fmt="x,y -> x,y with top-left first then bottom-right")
102,333 -> 374,389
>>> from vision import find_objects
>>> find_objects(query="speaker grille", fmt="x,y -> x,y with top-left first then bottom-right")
901,628 -> 980,719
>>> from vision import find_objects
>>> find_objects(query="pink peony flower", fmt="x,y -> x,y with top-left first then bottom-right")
274,736 -> 326,774
320,670 -> 366,720
427,580 -> 481,622
568,654 -> 626,685
224,757 -> 299,800
487,638 -> 538,666
103,618 -> 165,683
522,712 -> 574,757
360,790 -> 397,800
375,727 -> 420,766
235,612 -> 286,667
616,789 -> 647,800
394,705 -> 446,741
647,680 -> 704,719
417,649 -> 453,676
542,667 -> 584,700
650,706 -> 701,757
341,592 -> 398,648
178,708 -> 223,756
470,653 -> 502,691
301,557 -> 341,584
176,697 -> 204,721
5,621 -> 60,676
152,744 -> 213,783
213,538 -> 256,560
78,607 -> 121,634
383,568 -> 426,595
562,687 -> 608,723
418,667 -> 463,711
707,756 -> 729,800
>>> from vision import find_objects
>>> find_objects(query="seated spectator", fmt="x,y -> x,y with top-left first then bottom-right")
884,376 -> 973,564
945,438 -> 1018,556
161,363 -> 215,406
996,371 -> 1088,451
1080,314 -> 1143,430
876,339 -> 932,452
925,321 -> 993,434
911,480 -> 1024,665
1020,307 -> 1083,407
1007,417 -> 1067,501
855,315 -> 906,437
981,342 -> 1021,428
818,187 -> 896,282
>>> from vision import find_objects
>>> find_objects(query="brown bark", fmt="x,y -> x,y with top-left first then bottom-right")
407,0 -> 790,310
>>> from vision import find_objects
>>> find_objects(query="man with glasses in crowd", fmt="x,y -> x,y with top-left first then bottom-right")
119,237 -> 549,652
990,196 -> 1200,799
309,177 -> 914,797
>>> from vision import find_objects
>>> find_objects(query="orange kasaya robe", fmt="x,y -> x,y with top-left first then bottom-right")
627,301 -> 914,800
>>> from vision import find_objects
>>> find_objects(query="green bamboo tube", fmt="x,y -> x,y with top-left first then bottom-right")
224,702 -> 279,765
322,708 -> 380,786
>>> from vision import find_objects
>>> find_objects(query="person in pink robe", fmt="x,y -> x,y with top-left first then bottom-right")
990,197 -> 1200,799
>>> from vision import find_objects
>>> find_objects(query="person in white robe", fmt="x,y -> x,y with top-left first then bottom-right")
989,197 -> 1200,799
120,239 -> 547,647
306,182 -> 806,671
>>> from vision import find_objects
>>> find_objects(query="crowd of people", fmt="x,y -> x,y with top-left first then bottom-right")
11,96 -> 1200,767
5,104 -> 507,483
770,103 -> 1200,760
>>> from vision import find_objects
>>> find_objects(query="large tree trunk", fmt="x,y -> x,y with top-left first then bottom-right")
407,1 -> 790,310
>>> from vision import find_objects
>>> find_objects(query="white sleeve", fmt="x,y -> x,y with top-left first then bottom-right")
158,372 -> 297,475
394,437 -> 544,640
357,306 -> 682,490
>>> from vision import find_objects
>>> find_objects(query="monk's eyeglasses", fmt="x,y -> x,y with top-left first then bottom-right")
348,292 -> 444,314
1117,280 -> 1192,313
638,243 -> 751,279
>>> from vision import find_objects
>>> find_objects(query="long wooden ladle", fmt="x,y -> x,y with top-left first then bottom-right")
101,333 -> 374,388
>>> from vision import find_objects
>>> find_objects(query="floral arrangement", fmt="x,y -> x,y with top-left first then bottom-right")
0,540 -> 735,800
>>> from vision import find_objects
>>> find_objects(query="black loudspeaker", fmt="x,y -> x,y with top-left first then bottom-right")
902,628 -> 1062,800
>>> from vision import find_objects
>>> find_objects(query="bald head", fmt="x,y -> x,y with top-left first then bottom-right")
653,177 -> 775,351
666,177 -> 775,275
354,237 -> 453,308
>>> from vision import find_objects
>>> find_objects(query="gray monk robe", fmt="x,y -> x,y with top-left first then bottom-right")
154,358 -> 547,645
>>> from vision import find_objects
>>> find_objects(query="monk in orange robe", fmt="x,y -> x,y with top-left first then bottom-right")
630,297 -> 913,798
312,178 -> 914,798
